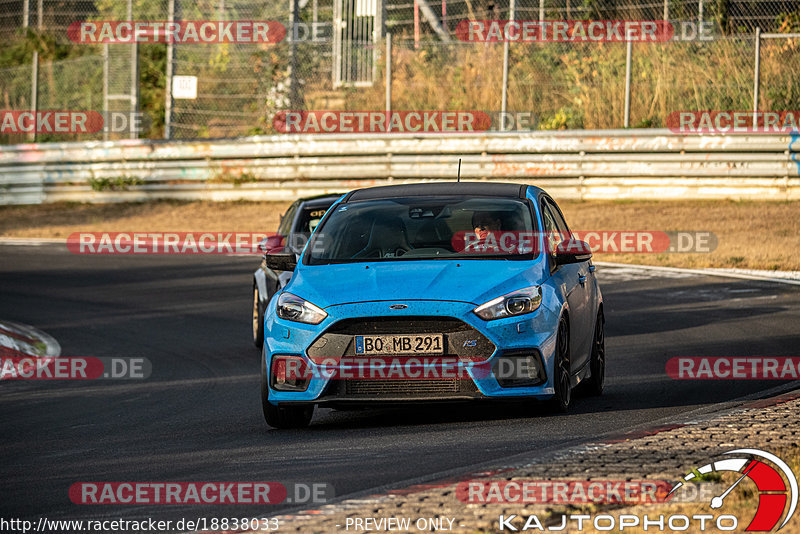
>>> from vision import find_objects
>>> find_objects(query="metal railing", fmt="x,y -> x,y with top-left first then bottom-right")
1,129 -> 797,204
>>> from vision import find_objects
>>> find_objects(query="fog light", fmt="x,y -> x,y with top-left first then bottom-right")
270,355 -> 311,391
493,350 -> 546,387
275,359 -> 287,385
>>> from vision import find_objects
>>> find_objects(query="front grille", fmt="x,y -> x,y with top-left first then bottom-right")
320,377 -> 481,400
306,316 -> 495,362
344,379 -> 459,396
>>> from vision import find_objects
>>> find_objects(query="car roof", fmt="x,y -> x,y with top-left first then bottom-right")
297,194 -> 342,207
343,182 -> 543,202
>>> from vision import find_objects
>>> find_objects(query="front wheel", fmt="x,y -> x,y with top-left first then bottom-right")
263,403 -> 314,429
549,317 -> 572,413
260,349 -> 314,428
252,285 -> 264,349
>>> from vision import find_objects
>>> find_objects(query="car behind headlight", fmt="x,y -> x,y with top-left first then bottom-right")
276,292 -> 327,324
473,286 -> 542,321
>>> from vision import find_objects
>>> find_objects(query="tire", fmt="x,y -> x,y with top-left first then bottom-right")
549,317 -> 572,413
260,348 -> 314,429
583,310 -> 605,396
252,285 -> 264,349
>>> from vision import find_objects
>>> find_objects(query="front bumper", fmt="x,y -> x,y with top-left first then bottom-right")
264,300 -> 559,405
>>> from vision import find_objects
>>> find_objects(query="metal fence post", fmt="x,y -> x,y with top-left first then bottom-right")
500,0 -> 515,131
29,52 -> 38,143
332,0 -> 341,87
414,0 -> 420,49
663,0 -> 668,21
128,0 -> 138,139
385,33 -> 391,116
22,0 -> 29,28
37,0 -> 42,29
131,43 -> 139,139
164,0 -> 175,139
103,43 -> 109,142
624,36 -> 632,128
753,27 -> 761,128
288,0 -> 301,109
539,0 -> 544,22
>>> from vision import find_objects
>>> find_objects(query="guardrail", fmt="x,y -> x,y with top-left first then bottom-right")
1,129 -> 798,204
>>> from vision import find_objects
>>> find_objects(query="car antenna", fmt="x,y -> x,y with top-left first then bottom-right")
457,158 -> 462,182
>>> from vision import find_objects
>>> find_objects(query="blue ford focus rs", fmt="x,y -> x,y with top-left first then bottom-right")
260,182 -> 604,428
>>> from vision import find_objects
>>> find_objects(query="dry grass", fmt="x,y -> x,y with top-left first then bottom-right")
1,199 -> 799,271
0,201 -> 289,237
558,200 -> 800,271
341,38 -> 792,131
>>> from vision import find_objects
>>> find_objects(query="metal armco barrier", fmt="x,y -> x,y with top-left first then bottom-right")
1,129 -> 798,205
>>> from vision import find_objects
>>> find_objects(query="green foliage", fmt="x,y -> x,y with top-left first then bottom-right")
209,170 -> 260,186
690,469 -> 723,483
138,43 -> 167,138
0,28 -> 98,68
88,176 -> 144,191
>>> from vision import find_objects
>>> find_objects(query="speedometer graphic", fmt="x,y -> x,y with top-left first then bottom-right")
667,449 -> 798,531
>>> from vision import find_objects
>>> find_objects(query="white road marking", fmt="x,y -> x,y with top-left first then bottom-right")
595,261 -> 800,286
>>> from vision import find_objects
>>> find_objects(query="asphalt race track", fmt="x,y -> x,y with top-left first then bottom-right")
1,244 -> 799,524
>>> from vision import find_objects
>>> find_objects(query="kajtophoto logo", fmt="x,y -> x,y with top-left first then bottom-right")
668,449 -> 798,532
497,448 -> 797,531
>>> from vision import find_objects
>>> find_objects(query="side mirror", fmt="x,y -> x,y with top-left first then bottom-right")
554,239 -> 592,265
266,251 -> 297,272
259,234 -> 286,254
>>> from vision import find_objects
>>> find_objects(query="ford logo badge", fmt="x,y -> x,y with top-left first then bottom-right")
389,304 -> 408,310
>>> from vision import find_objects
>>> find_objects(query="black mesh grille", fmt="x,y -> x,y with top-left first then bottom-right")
321,377 -> 481,400
344,379 -> 459,396
307,316 -> 495,362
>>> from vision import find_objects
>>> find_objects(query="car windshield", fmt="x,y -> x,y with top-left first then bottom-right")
305,197 -> 538,264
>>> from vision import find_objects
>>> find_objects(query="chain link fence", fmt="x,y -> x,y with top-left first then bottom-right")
386,0 -> 800,35
0,0 -> 798,143
0,63 -> 33,145
759,34 -> 800,110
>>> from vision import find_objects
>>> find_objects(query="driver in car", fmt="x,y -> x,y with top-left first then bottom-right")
466,211 -> 504,253
472,211 -> 503,239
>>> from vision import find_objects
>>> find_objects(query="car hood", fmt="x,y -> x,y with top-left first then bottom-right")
286,259 -> 547,308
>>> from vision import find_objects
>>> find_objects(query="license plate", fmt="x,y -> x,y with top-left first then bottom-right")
354,334 -> 444,355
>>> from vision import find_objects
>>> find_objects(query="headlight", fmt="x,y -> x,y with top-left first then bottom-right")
276,292 -> 327,324
473,286 -> 542,321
